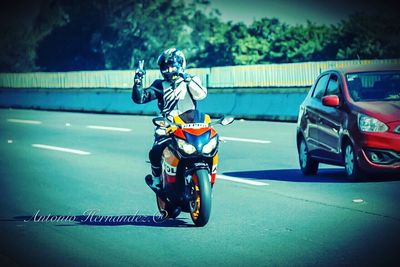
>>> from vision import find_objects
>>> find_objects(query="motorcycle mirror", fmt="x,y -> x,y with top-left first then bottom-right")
220,116 -> 234,126
152,117 -> 169,127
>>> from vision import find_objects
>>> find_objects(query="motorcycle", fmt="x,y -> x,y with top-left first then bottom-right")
147,109 -> 234,227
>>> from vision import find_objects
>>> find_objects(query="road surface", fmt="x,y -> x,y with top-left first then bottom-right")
1,109 -> 399,266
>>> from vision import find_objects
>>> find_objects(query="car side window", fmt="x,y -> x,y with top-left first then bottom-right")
312,74 -> 329,100
326,74 -> 341,97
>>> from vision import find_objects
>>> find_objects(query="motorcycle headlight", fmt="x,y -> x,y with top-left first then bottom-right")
358,114 -> 388,132
202,137 -> 218,154
176,139 -> 196,154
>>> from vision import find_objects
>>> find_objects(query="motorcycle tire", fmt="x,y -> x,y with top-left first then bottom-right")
190,169 -> 212,227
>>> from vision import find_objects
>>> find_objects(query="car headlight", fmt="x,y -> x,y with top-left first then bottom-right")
176,139 -> 196,154
202,137 -> 218,154
358,114 -> 388,132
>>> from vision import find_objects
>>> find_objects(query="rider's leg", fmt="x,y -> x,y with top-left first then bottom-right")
147,137 -> 169,190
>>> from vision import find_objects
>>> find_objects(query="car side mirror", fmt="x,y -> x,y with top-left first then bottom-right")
322,95 -> 340,107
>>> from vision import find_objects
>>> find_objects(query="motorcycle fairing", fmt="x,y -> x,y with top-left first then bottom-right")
211,154 -> 218,184
162,147 -> 179,184
184,130 -> 211,153
161,110 -> 220,188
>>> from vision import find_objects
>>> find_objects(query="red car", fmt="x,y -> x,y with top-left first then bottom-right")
297,64 -> 400,180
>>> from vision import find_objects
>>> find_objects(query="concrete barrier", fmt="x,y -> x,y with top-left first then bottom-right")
0,88 -> 307,121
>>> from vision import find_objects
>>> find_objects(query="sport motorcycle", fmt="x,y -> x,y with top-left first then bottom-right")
147,109 -> 234,227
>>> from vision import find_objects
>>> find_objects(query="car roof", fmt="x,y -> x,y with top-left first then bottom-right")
328,63 -> 400,75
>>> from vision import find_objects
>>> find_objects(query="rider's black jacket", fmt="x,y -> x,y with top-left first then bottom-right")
132,79 -> 165,111
131,76 -> 207,117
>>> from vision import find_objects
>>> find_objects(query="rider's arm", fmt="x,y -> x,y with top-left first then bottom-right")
132,79 -> 163,104
187,76 -> 207,100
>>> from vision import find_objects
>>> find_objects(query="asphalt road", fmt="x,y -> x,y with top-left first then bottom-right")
1,109 -> 400,267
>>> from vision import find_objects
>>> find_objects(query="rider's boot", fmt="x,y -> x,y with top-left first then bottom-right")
145,165 -> 162,193
145,175 -> 161,191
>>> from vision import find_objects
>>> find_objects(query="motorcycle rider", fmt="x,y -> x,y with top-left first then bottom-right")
132,48 -> 207,190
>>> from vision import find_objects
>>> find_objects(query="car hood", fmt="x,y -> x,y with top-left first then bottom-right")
352,101 -> 400,123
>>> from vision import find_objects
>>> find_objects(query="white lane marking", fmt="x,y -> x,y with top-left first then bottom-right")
7,119 -> 42,125
217,174 -> 269,186
32,144 -> 91,155
220,136 -> 271,144
87,125 -> 132,132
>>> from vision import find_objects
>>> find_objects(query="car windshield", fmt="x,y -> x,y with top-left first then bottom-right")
346,71 -> 400,101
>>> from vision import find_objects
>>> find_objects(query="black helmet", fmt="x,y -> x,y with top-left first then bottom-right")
157,48 -> 186,80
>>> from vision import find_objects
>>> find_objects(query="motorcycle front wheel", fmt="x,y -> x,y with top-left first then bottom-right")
189,169 -> 212,227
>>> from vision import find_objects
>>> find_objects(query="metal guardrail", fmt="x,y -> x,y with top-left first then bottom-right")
1,59 -> 399,89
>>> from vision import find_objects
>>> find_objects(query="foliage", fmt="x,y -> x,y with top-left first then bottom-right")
0,0 -> 67,72
1,0 -> 399,72
335,13 -> 400,60
96,0 -> 194,70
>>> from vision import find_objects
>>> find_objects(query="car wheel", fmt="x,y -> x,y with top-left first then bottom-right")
298,137 -> 319,175
344,143 -> 364,181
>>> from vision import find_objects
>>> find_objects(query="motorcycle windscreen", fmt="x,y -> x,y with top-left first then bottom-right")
174,109 -> 209,124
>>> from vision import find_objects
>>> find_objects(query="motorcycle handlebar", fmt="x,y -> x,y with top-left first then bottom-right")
152,115 -> 234,128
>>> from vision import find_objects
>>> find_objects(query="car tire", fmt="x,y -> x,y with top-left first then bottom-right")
298,137 -> 319,175
343,142 -> 364,181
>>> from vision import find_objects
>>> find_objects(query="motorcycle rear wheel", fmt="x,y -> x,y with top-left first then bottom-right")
190,169 -> 212,227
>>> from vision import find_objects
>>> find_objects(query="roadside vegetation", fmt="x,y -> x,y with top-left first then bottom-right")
1,0 -> 399,72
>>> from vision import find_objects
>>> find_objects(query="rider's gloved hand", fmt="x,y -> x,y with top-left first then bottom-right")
134,60 -> 146,83
177,67 -> 191,82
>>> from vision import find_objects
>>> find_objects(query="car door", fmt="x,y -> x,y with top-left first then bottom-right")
304,73 -> 330,157
317,73 -> 345,163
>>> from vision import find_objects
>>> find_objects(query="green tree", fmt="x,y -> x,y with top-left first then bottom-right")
336,13 -> 400,60
253,18 -> 290,63
37,0 -> 203,70
274,21 -> 338,62
189,13 -> 233,67
4,1 -> 400,72
228,22 -> 267,65
0,0 -> 67,72
37,0 -> 107,71
92,0 -> 195,70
